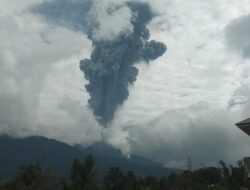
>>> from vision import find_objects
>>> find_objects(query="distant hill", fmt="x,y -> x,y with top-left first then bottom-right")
0,135 -> 175,179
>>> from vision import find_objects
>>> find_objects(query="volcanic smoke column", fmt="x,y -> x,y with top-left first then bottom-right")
80,2 -> 167,127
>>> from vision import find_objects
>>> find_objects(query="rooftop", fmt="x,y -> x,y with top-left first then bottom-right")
236,118 -> 250,136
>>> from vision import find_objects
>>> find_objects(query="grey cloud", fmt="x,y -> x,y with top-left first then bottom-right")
225,14 -> 250,58
40,96 -> 102,146
189,101 -> 209,111
228,87 -> 249,110
32,0 -> 92,33
237,86 -> 250,119
114,108 -> 248,169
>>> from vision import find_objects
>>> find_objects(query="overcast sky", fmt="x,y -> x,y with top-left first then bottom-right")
1,0 -> 250,169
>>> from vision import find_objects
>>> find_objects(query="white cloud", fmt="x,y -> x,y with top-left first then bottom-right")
105,0 -> 250,168
2,0 -> 250,169
91,0 -> 133,41
0,1 -> 101,145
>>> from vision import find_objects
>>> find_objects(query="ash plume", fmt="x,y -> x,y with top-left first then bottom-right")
80,1 -> 167,126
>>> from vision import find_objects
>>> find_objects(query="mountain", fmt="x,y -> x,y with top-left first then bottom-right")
0,135 -> 175,179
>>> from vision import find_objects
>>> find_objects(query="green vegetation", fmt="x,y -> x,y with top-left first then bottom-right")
0,156 -> 249,190
65,155 -> 97,190
0,162 -> 62,190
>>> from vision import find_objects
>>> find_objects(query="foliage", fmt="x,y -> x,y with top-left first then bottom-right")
104,167 -> 140,190
0,162 -> 61,190
0,156 -> 249,190
65,154 -> 98,190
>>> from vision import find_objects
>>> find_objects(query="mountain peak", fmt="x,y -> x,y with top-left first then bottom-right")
0,135 -> 175,179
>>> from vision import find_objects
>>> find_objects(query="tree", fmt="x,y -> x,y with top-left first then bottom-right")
104,167 -> 125,190
66,154 -> 97,190
218,161 -> 230,178
193,167 -> 221,185
0,162 -> 61,190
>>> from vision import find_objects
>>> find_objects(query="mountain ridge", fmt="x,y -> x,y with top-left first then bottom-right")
0,135 -> 175,179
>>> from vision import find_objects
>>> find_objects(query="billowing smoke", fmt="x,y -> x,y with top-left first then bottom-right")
80,1 -> 167,126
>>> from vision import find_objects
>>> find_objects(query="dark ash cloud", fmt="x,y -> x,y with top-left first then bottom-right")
80,1 -> 167,126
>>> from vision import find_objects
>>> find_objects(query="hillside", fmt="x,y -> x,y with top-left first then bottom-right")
0,135 -> 174,179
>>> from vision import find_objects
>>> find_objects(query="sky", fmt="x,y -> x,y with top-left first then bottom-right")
1,0 -> 250,169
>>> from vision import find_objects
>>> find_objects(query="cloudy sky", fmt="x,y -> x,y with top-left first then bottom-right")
1,0 -> 250,169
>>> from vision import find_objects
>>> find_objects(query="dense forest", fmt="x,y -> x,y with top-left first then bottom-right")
0,155 -> 249,190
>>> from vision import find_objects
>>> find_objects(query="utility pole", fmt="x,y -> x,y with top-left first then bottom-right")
187,157 -> 192,172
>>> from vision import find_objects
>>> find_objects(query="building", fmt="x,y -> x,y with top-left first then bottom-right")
236,118 -> 250,136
